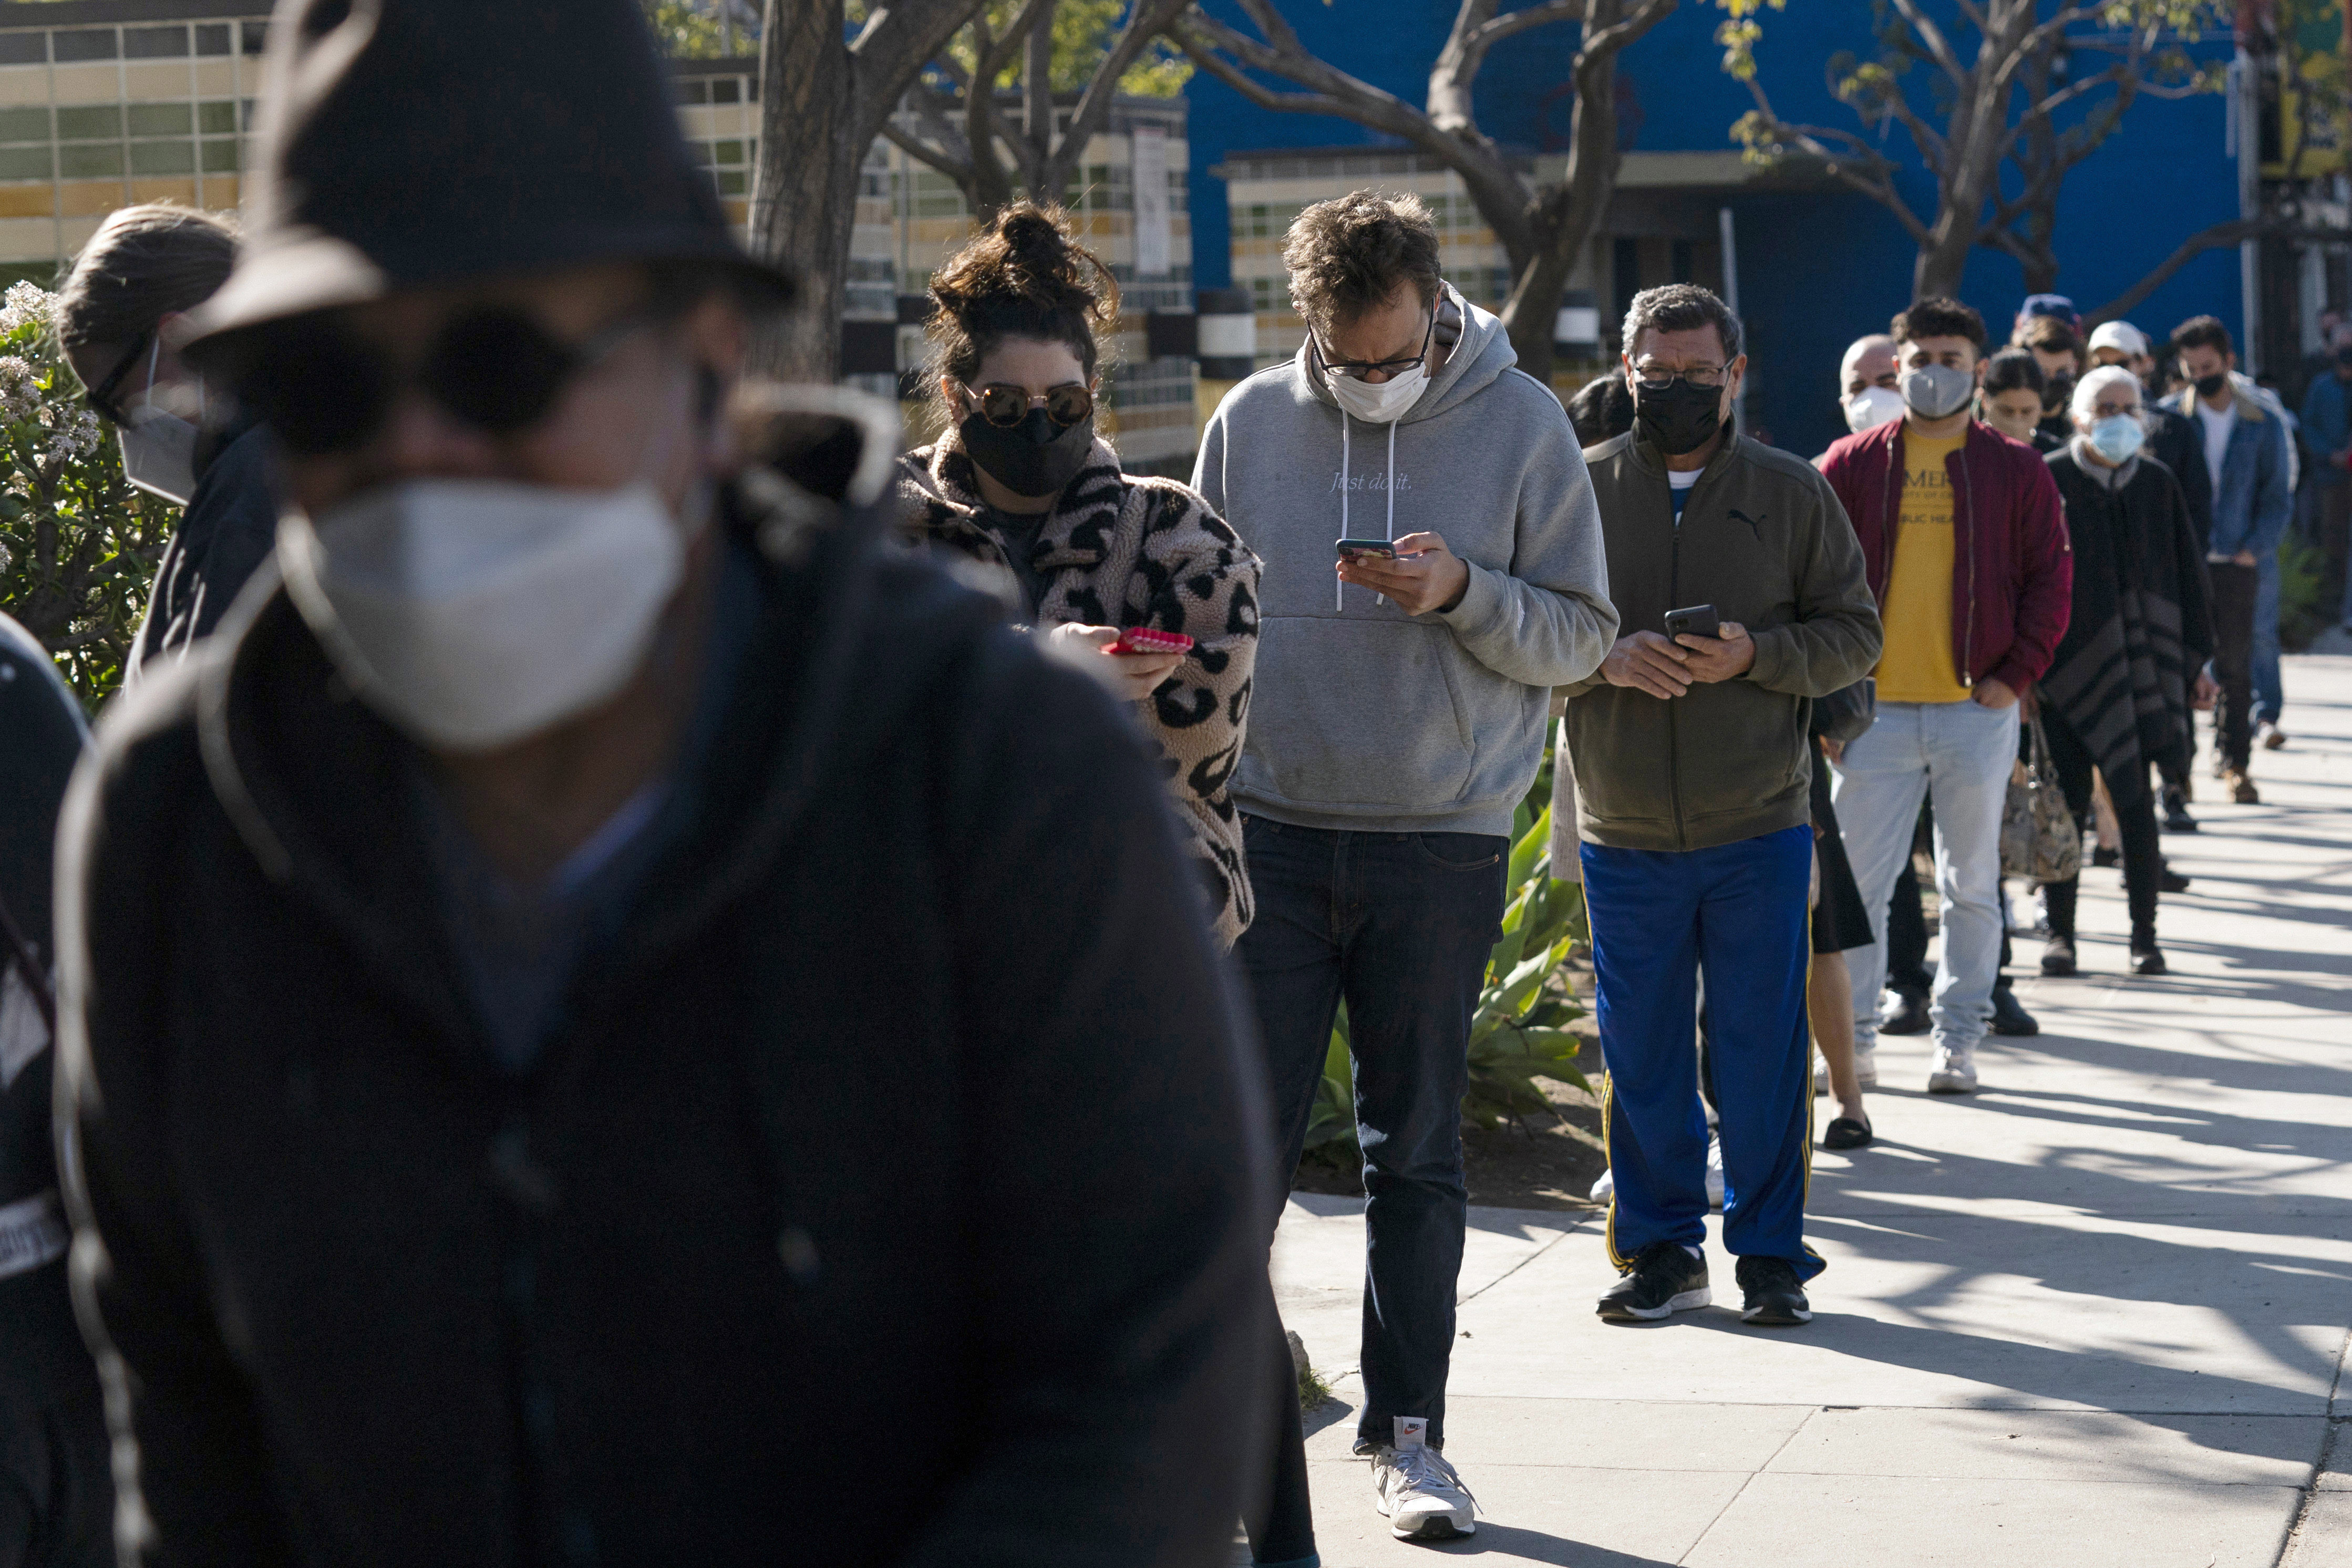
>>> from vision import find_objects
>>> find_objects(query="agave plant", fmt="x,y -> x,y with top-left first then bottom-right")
1304,798 -> 1590,1158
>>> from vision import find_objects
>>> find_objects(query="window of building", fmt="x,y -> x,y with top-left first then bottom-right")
54,29 -> 118,63
59,144 -> 123,180
195,24 -> 233,57
0,108 -> 48,144
0,33 -> 44,67
711,77 -> 739,104
57,106 -> 122,142
128,104 -> 193,138
198,101 -> 238,136
126,25 -> 191,60
241,21 -> 269,55
0,146 -> 49,182
677,79 -> 709,105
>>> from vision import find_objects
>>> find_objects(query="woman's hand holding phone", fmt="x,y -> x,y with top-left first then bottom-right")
1048,623 -> 1186,702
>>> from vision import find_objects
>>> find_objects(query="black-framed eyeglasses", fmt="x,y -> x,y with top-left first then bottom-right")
1632,363 -> 1727,392
230,302 -> 670,457
960,380 -> 1094,429
83,328 -> 156,427
1312,311 -> 1434,382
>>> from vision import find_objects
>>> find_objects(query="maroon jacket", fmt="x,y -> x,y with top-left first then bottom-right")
1821,418 -> 2074,697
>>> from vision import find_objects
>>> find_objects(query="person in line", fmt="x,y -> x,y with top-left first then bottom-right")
1194,189 -> 1616,1543
56,3 -> 1272,1563
1839,333 -> 1904,437
56,204 -> 275,678
0,614 -> 106,1568
898,203 -> 1261,948
2088,319 -> 2215,831
1566,284 -> 1881,1328
2169,315 -> 2292,803
2037,367 -> 2213,976
1979,348 -> 2056,449
2299,321 -> 2352,635
1823,297 -> 2074,1097
2014,314 -> 2085,449
1568,371 -> 1635,449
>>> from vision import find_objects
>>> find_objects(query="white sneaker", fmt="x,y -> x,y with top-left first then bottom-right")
1813,1058 -> 1828,1097
1852,1043 -> 1879,1090
1705,1131 -> 1726,1211
1926,1047 -> 1979,1095
1589,1165 -> 1614,1202
1369,1418 -> 1476,1540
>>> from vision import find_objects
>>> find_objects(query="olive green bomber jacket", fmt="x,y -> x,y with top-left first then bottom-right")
1561,431 -> 1882,853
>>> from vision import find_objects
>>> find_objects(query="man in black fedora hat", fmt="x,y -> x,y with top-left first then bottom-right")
53,2 -> 1271,1564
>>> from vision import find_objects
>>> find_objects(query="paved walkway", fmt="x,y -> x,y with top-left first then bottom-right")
1271,654 -> 2352,1567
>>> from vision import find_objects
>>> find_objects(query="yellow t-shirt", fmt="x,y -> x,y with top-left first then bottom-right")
1874,431 -> 1971,703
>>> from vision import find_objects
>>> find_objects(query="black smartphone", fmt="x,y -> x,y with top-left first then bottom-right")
1336,538 -> 1400,563
1664,603 -> 1722,641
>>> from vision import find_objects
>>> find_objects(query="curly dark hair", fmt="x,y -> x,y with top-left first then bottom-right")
1621,283 -> 1742,362
1566,373 -> 1635,448
924,202 -> 1119,419
1892,296 -> 1987,356
1281,190 -> 1442,338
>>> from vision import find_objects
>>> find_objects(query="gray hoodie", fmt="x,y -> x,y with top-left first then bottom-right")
1191,286 -> 1617,838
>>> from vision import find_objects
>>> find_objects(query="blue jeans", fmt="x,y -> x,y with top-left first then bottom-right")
2254,543 -> 2282,726
1237,816 -> 1507,1453
1834,698 -> 2020,1060
1581,824 -> 1820,1277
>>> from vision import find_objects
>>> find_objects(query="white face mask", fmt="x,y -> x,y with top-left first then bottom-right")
1842,385 -> 1905,434
119,338 -> 203,507
1326,360 -> 1428,425
280,477 -> 694,753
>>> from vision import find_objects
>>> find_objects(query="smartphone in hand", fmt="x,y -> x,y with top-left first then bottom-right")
1336,538 -> 1400,564
1664,603 -> 1722,642
1109,627 -> 1194,656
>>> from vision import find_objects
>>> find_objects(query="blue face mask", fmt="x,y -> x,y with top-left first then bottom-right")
2087,412 -> 2144,466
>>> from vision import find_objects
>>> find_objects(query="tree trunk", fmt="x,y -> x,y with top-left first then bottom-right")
752,0 -> 860,381
1500,239 -> 1577,387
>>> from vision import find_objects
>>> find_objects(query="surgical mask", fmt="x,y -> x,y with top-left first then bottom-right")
1634,376 -> 1724,457
958,406 -> 1095,499
1842,385 -> 1904,434
2087,413 -> 2145,465
281,478 -> 694,752
119,338 -> 202,506
1900,364 -> 1975,420
1326,361 -> 1427,425
2192,372 -> 2229,399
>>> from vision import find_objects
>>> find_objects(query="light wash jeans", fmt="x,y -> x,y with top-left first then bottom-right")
1833,698 -> 2020,1063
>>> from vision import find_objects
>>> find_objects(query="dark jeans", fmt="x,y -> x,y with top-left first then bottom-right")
2209,560 -> 2259,770
1237,816 -> 1507,1454
2041,713 -> 2162,947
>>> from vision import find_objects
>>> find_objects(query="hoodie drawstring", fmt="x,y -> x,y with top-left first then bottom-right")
1336,411 -> 1401,612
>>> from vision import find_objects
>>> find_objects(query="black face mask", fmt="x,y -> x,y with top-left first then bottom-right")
960,407 -> 1095,499
2192,371 -> 2230,399
2042,372 -> 2075,415
1634,376 -> 1724,457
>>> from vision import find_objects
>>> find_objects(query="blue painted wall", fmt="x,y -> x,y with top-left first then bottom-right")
1185,2 -> 2243,457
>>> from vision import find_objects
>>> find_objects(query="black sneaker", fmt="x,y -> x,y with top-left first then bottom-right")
1597,1241 -> 1710,1324
2161,788 -> 2198,832
1880,986 -> 1931,1036
2091,844 -> 2120,869
1989,984 -> 2039,1037
2131,945 -> 2168,976
2158,862 -> 2191,894
1736,1256 -> 1813,1326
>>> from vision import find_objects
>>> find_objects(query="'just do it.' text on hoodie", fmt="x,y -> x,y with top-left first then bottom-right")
1191,285 -> 1618,839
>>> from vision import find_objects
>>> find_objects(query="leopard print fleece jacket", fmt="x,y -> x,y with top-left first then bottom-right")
898,435 -> 1262,947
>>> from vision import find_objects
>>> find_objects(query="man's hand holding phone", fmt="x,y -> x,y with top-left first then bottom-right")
1601,632 -> 1694,699
1048,623 -> 1187,702
1335,531 -> 1471,615
1674,621 -> 1755,683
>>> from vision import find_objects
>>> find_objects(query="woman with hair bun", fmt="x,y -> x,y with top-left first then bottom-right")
899,203 -> 1263,948
898,203 -> 1309,1568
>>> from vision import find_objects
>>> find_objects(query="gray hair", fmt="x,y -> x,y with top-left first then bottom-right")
1622,284 -> 1742,363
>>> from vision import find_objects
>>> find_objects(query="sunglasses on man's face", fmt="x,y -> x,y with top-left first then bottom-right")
233,303 -> 665,457
961,380 -> 1094,430
83,328 -> 156,427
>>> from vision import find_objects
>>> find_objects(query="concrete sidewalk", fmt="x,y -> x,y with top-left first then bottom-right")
1270,654 -> 2352,1567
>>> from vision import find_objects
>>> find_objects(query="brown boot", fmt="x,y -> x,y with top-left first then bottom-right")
2226,769 -> 2261,804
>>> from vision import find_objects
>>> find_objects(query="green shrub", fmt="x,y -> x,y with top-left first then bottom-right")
1304,797 -> 1590,1162
0,282 -> 167,705
2278,532 -> 2333,652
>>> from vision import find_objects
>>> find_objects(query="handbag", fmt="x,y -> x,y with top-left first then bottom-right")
2000,715 -> 2081,883
1810,677 -> 1876,745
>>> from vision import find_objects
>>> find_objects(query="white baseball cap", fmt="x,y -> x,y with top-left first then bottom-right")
2087,321 -> 2151,359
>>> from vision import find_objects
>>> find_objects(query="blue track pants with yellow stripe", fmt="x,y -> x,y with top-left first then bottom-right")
1581,822 -> 1822,1281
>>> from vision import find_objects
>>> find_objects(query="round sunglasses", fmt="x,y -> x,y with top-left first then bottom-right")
960,380 -> 1094,430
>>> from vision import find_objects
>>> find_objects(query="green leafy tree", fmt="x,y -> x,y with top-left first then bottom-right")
0,283 -> 167,705
639,0 -> 756,56
883,0 -> 1198,220
1717,0 -> 2231,301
